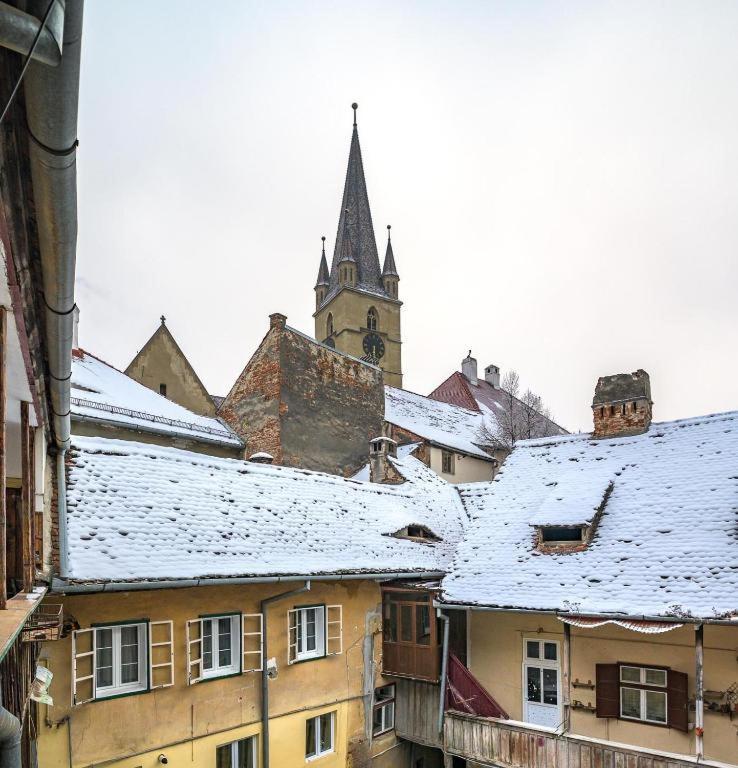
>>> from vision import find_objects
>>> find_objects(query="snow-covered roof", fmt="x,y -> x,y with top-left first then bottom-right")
71,350 -> 241,448
384,386 -> 494,460
63,436 -> 468,584
442,411 -> 738,622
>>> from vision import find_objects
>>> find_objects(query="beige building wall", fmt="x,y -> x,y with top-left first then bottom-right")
38,580 -> 403,768
428,446 -> 494,484
125,324 -> 216,417
468,610 -> 738,764
314,288 -> 402,388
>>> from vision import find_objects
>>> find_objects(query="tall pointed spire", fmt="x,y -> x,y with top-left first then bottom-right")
324,103 -> 384,301
382,224 -> 399,277
315,236 -> 329,287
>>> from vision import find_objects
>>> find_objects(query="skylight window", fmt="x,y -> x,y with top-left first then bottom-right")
540,526 -> 585,544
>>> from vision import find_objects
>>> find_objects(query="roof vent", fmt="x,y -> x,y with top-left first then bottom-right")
249,452 -> 274,464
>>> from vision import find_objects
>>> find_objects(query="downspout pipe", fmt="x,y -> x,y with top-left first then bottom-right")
22,0 -> 84,577
0,0 -> 64,67
0,705 -> 21,768
260,580 -> 310,768
437,609 -> 450,736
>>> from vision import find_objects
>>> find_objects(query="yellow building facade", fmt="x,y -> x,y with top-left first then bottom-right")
39,579 -> 404,768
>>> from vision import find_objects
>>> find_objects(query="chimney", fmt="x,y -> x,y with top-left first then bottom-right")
248,452 -> 274,465
72,305 -> 80,350
269,313 -> 287,330
369,437 -> 403,484
462,352 -> 478,386
592,369 -> 652,439
484,363 -> 500,388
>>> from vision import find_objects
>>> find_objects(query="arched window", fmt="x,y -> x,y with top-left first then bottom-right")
367,307 -> 378,331
326,313 -> 334,337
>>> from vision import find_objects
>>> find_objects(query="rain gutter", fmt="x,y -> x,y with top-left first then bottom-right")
53,571 -> 445,594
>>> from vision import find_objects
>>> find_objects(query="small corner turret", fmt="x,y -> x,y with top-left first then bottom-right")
382,225 -> 399,299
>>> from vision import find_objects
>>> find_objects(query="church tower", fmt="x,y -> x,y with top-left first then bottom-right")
313,104 -> 402,387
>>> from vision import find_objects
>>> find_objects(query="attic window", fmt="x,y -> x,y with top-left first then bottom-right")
539,526 -> 585,546
390,525 -> 441,543
159,383 -> 167,397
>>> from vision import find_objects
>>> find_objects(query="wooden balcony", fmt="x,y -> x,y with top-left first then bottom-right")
444,712 -> 717,768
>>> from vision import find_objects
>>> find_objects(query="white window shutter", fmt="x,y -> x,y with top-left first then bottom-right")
287,608 -> 298,665
71,627 -> 96,706
149,620 -> 174,689
186,618 -> 203,684
326,605 -> 343,656
242,613 -> 263,673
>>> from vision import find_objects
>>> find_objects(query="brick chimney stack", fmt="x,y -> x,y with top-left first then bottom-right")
592,369 -> 652,439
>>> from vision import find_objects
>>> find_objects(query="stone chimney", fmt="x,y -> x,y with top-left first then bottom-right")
484,363 -> 500,388
592,369 -> 652,439
462,352 -> 478,386
369,437 -> 403,484
269,312 -> 287,330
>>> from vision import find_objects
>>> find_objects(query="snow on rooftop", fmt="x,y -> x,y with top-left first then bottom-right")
65,436 -> 468,583
442,411 -> 738,621
384,386 -> 493,459
71,350 -> 241,447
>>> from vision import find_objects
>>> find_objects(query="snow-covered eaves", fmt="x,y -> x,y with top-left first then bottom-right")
71,350 -> 242,448
442,411 -> 738,623
64,436 -> 468,585
384,386 -> 493,460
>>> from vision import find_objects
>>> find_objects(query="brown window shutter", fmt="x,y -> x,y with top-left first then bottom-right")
667,669 -> 689,732
595,664 -> 619,718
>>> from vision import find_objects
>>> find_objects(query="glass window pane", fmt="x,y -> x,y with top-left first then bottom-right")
621,687 -> 641,719
543,668 -> 558,705
620,666 -> 641,683
95,628 -> 114,687
386,701 -> 395,729
203,620 -> 213,670
216,744 -> 232,768
400,605 -> 413,642
375,685 -> 394,703
646,690 -> 667,723
219,618 -> 232,667
120,626 -> 139,684
645,668 -> 666,687
236,737 -> 255,768
319,713 -> 332,753
526,667 -> 541,702
544,642 -> 557,661
526,641 -> 539,659
416,604 -> 431,645
306,609 -> 316,652
305,717 -> 316,758
385,602 -> 398,642
373,707 -> 383,734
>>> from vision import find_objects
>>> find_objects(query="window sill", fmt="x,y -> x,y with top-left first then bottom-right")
198,670 -> 242,684
94,686 -> 149,703
372,727 -> 395,738
306,750 -> 334,763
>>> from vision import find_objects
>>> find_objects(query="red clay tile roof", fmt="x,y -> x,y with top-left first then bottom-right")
429,372 -> 480,412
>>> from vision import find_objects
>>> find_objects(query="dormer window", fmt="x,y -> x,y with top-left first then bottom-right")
539,526 -> 586,546
389,524 -> 441,543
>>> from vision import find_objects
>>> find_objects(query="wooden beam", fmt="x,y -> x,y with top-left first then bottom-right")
20,401 -> 32,593
695,623 -> 704,759
0,307 -> 6,609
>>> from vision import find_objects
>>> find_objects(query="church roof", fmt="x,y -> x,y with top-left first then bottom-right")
382,226 -> 399,278
321,105 -> 389,305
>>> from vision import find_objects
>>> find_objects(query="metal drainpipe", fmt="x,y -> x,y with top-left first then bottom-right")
260,580 -> 310,768
437,609 -> 450,736
56,449 -> 67,575
0,705 -> 21,768
0,0 -> 65,66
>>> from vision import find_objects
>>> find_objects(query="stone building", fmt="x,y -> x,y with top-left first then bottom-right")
219,313 -> 384,475
125,316 -> 218,416
313,104 -> 403,387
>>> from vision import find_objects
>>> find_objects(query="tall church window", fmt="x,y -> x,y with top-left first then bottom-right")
367,307 -> 378,331
326,313 -> 334,337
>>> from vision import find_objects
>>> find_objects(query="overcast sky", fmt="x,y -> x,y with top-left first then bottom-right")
75,1 -> 738,433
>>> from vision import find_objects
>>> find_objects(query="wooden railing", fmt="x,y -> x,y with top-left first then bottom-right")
444,712 -> 712,768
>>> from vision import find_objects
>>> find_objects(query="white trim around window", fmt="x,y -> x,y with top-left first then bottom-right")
94,622 -> 148,699
372,684 -> 395,736
305,711 -> 335,761
202,614 -> 241,679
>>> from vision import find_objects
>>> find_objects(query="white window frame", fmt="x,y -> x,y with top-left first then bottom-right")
522,638 -> 562,727
372,684 -> 396,736
216,735 -> 257,767
93,622 -> 148,699
305,711 -> 335,761
619,665 -> 668,724
288,605 -> 342,665
201,614 -> 241,679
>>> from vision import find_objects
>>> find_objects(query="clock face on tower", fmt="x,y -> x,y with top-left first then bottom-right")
363,332 -> 385,360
